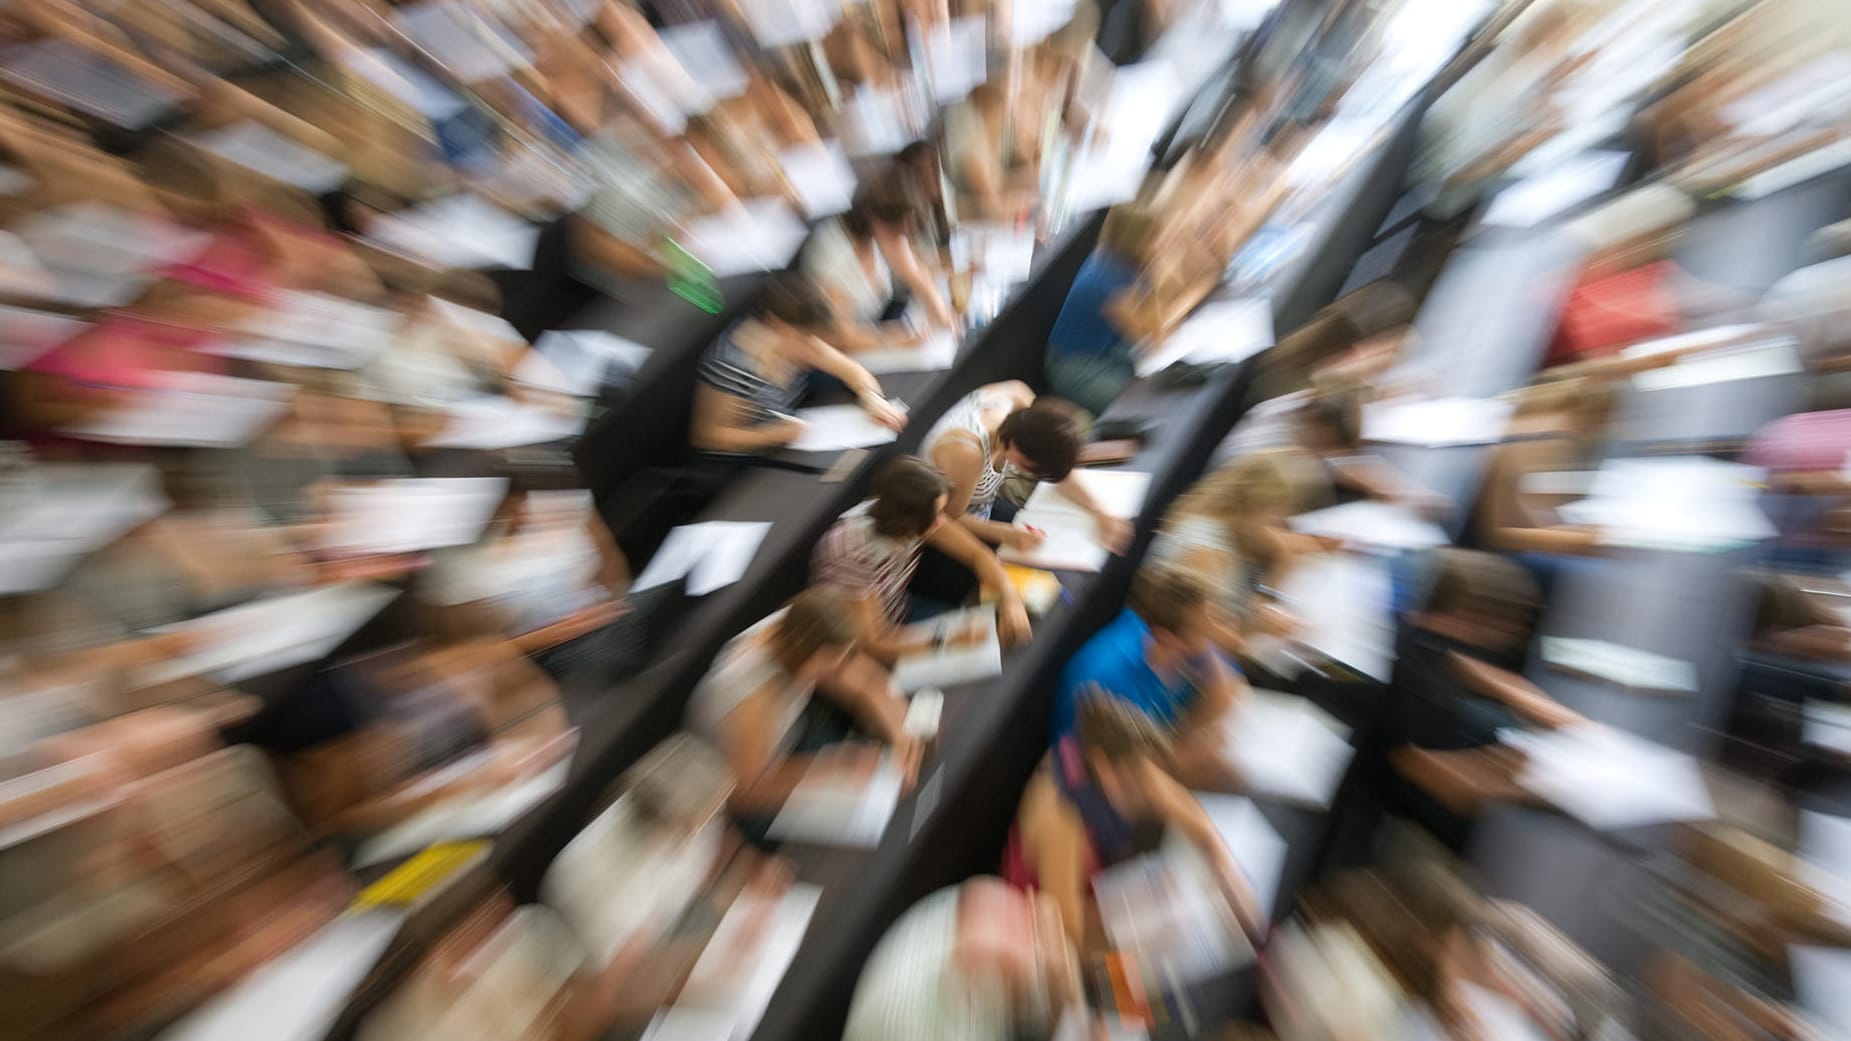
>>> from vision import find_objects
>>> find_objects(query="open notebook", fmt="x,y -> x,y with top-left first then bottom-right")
1000,471 -> 1150,573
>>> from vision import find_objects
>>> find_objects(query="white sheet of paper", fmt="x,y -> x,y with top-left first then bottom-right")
1617,324 -> 1765,361
768,762 -> 904,848
1737,136 -> 1851,202
778,141 -> 858,220
1540,637 -> 1697,694
1062,146 -> 1154,212
1508,724 -> 1716,831
1631,340 -> 1802,392
1789,944 -> 1851,1036
356,47 -> 470,120
1803,700 -> 1851,756
922,16 -> 988,103
893,606 -> 1002,692
739,0 -> 839,47
369,194 -> 540,270
194,121 -> 350,194
526,330 -> 653,395
1362,396 -> 1514,447
320,477 -> 509,556
17,202 -> 209,276
394,1 -> 533,82
682,200 -> 809,277
1013,0 -> 1079,45
425,397 -> 587,449
1135,297 -> 1275,376
0,305 -> 85,371
139,582 -> 399,686
1275,552 -> 1397,682
1563,457 -> 1775,551
955,223 -> 1038,286
157,910 -> 406,1041
1223,690 -> 1355,810
1195,793 -> 1288,923
61,373 -> 294,448
1000,470 -> 1151,572
1290,500 -> 1450,551
354,754 -> 572,868
1287,119 -> 1377,189
788,404 -> 901,453
2,39 -> 182,128
658,22 -> 752,101
665,883 -> 822,1041
1092,836 -> 1255,983
1482,151 -> 1629,229
632,521 -> 772,595
232,290 -> 403,369
0,462 -> 168,594
853,330 -> 958,375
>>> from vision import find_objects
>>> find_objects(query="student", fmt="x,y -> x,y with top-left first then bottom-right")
1292,380 -> 1439,509
799,192 -> 917,352
689,272 -> 906,458
818,173 -> 956,334
1043,203 -> 1162,416
571,113 -> 735,280
686,587 -> 919,824
811,456 -> 1032,656
1052,564 -> 1244,787
842,876 -> 1082,1041
1473,378 -> 1616,569
923,381 -> 1131,552
1389,549 -> 1581,755
1147,447 -> 1330,655
944,82 -> 1035,223
1004,694 -> 1264,949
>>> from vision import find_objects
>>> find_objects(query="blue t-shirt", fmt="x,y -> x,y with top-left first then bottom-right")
1046,249 -> 1138,358
1053,608 -> 1201,740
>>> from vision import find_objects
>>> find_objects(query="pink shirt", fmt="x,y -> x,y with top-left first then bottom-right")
1745,410 -> 1851,474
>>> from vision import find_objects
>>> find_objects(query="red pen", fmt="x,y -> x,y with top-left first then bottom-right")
1025,525 -> 1046,536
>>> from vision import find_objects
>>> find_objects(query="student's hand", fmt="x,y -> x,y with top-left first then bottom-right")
1094,514 -> 1133,555
1254,602 -> 1299,638
765,417 -> 808,445
1529,699 -> 1587,731
885,327 -> 926,349
890,736 -> 923,791
859,393 -> 908,431
998,596 -> 1033,647
1001,525 -> 1046,551
946,621 -> 992,647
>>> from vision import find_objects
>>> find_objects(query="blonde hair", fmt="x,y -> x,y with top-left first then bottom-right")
1170,447 -> 1323,554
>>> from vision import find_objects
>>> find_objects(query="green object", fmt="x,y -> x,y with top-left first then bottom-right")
663,237 -> 723,314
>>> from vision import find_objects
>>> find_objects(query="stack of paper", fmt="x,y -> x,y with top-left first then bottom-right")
424,397 -> 588,450
1507,724 -> 1715,831
631,521 -> 770,596
777,142 -> 858,220
644,884 -> 823,1041
1361,397 -> 1513,448
787,404 -> 901,453
1000,470 -> 1151,572
681,200 -> 808,277
767,762 -> 905,848
138,582 -> 400,687
1558,457 -> 1775,551
1539,637 -> 1697,694
319,477 -> 509,557
1135,297 -> 1275,377
354,752 -> 573,868
853,331 -> 958,375
62,372 -> 295,448
1289,501 -> 1449,552
1222,691 -> 1355,810
892,605 -> 1002,692
0,462 -> 168,594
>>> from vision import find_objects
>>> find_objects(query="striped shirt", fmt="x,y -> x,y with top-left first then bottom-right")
923,387 -> 1010,519
696,323 -> 807,456
841,887 -> 1020,1041
811,501 -> 924,625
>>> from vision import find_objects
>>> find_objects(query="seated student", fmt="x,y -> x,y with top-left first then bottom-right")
686,588 -> 918,829
690,272 -> 906,459
842,876 -> 1082,1041
570,112 -> 735,280
1147,447 -> 1331,656
1473,378 -> 1616,579
1253,281 -> 1418,402
1291,378 -> 1443,511
1005,694 -> 1263,949
1052,565 -> 1244,787
812,456 -> 1032,653
799,190 -> 922,353
923,381 -> 1131,552
1389,549 -> 1581,757
944,81 -> 1038,222
1043,203 -> 1161,416
1748,573 -> 1851,662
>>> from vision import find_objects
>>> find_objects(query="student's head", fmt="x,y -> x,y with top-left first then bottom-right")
967,82 -> 1006,116
620,733 -> 732,835
896,141 -> 940,187
1296,382 -> 1366,454
1180,447 -> 1322,547
846,173 -> 922,240
759,272 -> 833,333
1099,203 -> 1163,267
997,401 -> 1083,482
771,588 -> 859,683
1074,693 -> 1174,813
868,456 -> 951,540
951,877 -> 1060,1005
1129,564 -> 1215,661
1420,549 -> 1541,652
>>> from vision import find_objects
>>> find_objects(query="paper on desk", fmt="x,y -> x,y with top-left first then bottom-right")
1290,501 -> 1449,552
226,290 -> 403,369
767,762 -> 904,848
17,202 -> 210,277
1274,552 -> 1397,682
788,404 -> 901,453
62,372 -> 295,448
1508,724 -> 1715,831
0,305 -> 85,371
157,909 -> 406,1041
425,396 -> 588,449
1481,151 -> 1628,229
839,88 -> 915,158
394,0 -> 533,82
1223,690 -> 1355,811
681,200 -> 809,277
853,330 -> 957,375
954,222 -> 1038,286
778,141 -> 858,220
1012,0 -> 1078,45
653,883 -> 822,1041
1092,829 -> 1256,982
893,605 -> 1002,692
0,462 -> 168,595
523,330 -> 652,395
632,521 -> 771,596
1803,700 -> 1851,757
1000,470 -> 1151,572
738,0 -> 839,47
1561,457 -> 1775,551
1362,396 -> 1513,448
139,582 -> 399,687
354,753 -> 572,868
1135,297 -> 1274,377
369,194 -> 541,270
320,477 -> 509,556
1798,810 -> 1851,923
1,39 -> 183,129
1736,136 -> 1851,202
1631,340 -> 1802,393
658,22 -> 751,101
1789,944 -> 1851,1037
921,16 -> 988,103
1286,119 -> 1377,189
194,121 -> 350,195
1196,794 -> 1287,926
1617,324 -> 1766,362
1540,637 -> 1697,694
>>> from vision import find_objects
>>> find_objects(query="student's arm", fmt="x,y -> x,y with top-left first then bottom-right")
873,223 -> 955,330
570,214 -> 664,278
1145,765 -> 1264,935
933,434 -> 1031,546
718,688 -> 883,813
1177,652 -> 1241,737
1480,442 -> 1603,555
814,652 -> 921,786
924,522 -> 1033,644
1447,652 -> 1584,729
690,384 -> 806,454
790,334 -> 904,428
841,590 -> 935,665
1022,775 -> 1092,947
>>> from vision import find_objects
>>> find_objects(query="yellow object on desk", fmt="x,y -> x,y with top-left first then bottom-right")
982,564 -> 1064,615
351,840 -> 488,910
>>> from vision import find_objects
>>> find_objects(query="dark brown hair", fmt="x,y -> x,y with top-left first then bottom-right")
868,456 -> 949,539
1074,692 -> 1174,766
760,271 -> 833,329
1129,564 -> 1211,636
771,587 -> 858,673
1422,549 -> 1541,632
997,401 -> 1082,481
